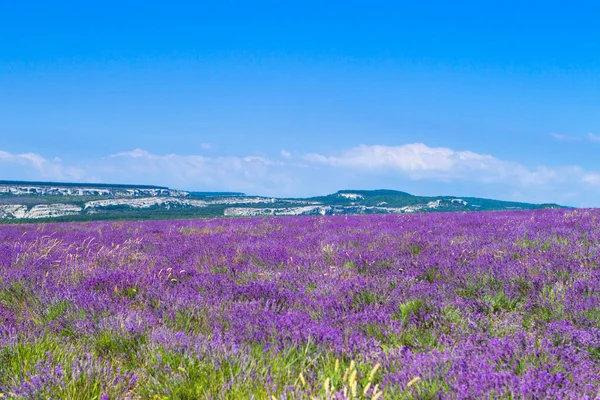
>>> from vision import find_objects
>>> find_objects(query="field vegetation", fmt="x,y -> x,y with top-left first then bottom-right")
0,210 -> 599,398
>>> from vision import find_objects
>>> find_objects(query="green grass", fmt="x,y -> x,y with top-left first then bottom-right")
1,333 -> 388,399
165,308 -> 212,335
135,343 -> 384,399
0,337 -> 135,399
485,291 -> 521,314
352,290 -> 389,310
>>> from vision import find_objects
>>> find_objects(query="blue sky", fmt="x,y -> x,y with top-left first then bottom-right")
1,1 -> 600,206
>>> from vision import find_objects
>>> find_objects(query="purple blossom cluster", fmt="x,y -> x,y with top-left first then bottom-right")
1,210 -> 600,398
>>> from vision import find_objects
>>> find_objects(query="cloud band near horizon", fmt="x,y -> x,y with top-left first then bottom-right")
1,143 -> 599,207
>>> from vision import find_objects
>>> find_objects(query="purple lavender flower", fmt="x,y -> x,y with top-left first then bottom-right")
1,210 -> 599,397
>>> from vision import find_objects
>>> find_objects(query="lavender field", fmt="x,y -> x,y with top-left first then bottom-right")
1,210 -> 600,399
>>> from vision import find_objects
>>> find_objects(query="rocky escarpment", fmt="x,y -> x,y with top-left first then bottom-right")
0,183 -> 187,197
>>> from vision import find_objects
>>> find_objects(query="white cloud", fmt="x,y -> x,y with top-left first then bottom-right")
0,149 -> 83,181
242,156 -> 283,166
106,149 -> 293,194
550,132 -> 600,143
109,149 -> 154,158
281,149 -> 292,159
305,143 -> 459,171
587,133 -> 600,143
301,143 -> 576,186
200,142 -> 212,150
582,173 -> 600,185
550,133 -> 580,142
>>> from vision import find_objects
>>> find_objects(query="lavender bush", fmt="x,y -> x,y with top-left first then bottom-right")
1,210 -> 600,398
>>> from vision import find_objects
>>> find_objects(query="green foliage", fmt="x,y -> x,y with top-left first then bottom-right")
136,343 -> 384,399
0,337 -> 134,399
393,299 -> 426,324
515,235 -> 552,250
165,308 -> 211,335
93,330 -> 147,367
457,279 -> 483,299
485,291 -> 520,314
0,282 -> 43,323
44,300 -> 72,322
418,267 -> 444,283
124,286 -> 139,300
409,244 -> 422,256
352,290 -> 389,310
382,327 -> 439,353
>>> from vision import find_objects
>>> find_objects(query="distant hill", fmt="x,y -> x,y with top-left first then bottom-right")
0,181 -> 567,223
308,189 -> 564,211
